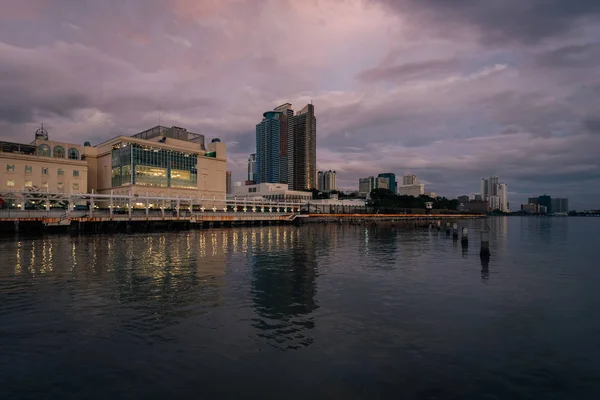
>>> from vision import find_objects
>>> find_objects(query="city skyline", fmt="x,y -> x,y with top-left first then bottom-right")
0,1 -> 599,209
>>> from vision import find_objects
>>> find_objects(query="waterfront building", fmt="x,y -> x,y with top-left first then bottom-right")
231,182 -> 312,202
256,111 -> 283,184
0,126 -> 88,194
86,125 -> 226,201
226,171 -> 232,195
247,153 -> 256,183
378,173 -> 396,194
317,170 -> 336,192
289,104 -> 317,191
424,191 -> 436,198
274,103 -> 293,185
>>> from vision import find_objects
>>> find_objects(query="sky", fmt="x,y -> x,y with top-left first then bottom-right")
1,0 -> 599,210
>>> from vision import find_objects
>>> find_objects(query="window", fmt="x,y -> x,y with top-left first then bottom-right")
58,168 -> 64,176
53,146 -> 65,158
68,148 -> 79,160
25,180 -> 33,187
73,170 -> 80,177
42,167 -> 48,175
6,164 -> 15,172
58,182 -> 64,190
25,166 -> 32,173
38,144 -> 51,157
42,182 -> 49,188
72,183 -> 79,191
7,179 -> 15,187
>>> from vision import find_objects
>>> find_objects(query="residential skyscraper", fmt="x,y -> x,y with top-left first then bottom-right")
274,103 -> 293,183
378,173 -> 396,193
480,178 -> 488,200
488,176 -> 499,197
247,153 -> 256,183
256,111 -> 283,184
399,174 -> 424,196
317,170 -> 336,192
289,104 -> 317,190
538,195 -> 552,214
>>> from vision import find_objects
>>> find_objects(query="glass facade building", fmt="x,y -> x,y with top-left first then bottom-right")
111,142 -> 198,189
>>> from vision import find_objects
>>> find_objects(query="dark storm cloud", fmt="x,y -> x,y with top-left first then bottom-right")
373,0 -> 600,44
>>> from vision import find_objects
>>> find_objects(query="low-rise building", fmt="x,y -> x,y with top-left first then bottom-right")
308,198 -> 366,214
1,127 -> 88,194
231,182 -> 311,202
85,125 -> 226,201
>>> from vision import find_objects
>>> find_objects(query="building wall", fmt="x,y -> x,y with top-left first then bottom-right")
1,152 -> 88,193
403,175 -> 418,186
378,173 -> 396,193
398,184 -> 424,196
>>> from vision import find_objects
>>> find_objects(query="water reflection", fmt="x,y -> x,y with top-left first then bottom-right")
250,226 -> 318,350
480,254 -> 490,282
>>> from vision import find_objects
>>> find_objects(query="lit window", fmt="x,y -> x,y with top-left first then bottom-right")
25,166 -> 32,173
73,170 -> 80,177
72,183 -> 79,191
25,180 -> 33,187
58,168 -> 64,176
42,182 -> 49,188
6,164 -> 15,172
7,179 -> 15,187
58,182 -> 64,190
42,167 -> 48,175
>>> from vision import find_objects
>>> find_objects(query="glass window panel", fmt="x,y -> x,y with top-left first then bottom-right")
7,179 -> 15,187
25,166 -> 32,173
53,146 -> 65,158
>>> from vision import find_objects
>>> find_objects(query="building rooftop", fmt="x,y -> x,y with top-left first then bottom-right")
131,125 -> 205,145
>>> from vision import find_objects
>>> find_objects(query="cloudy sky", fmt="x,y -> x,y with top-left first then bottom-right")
1,0 -> 599,209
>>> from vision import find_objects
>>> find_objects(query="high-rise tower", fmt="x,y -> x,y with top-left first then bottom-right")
289,104 -> 316,190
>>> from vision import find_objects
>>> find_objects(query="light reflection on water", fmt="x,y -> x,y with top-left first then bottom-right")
1,218 -> 600,398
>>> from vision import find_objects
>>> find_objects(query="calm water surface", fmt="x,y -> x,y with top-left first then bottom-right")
1,218 -> 600,399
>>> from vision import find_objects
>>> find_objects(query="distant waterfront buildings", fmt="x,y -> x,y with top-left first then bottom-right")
523,195 -> 569,214
317,170 -> 336,192
358,175 -> 389,197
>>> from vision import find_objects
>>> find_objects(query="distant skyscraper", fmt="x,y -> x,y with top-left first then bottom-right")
376,176 -> 389,190
538,195 -> 552,214
550,197 -> 569,214
480,178 -> 488,200
399,174 -> 424,196
359,176 -> 375,197
226,171 -> 232,195
289,104 -> 317,190
378,173 -> 396,193
403,174 -> 418,185
498,183 -> 508,212
317,170 -> 336,192
488,176 -> 499,197
247,154 -> 256,183
274,103 -> 293,184
256,111 -> 283,183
